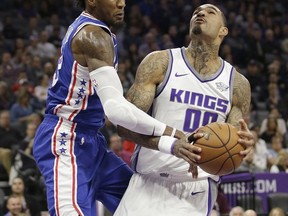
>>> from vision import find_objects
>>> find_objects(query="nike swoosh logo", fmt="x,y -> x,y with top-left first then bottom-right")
175,72 -> 189,77
191,191 -> 205,196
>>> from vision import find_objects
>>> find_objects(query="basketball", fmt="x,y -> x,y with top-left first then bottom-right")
191,122 -> 245,176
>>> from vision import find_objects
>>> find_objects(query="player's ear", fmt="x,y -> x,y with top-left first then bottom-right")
219,26 -> 228,37
87,0 -> 96,7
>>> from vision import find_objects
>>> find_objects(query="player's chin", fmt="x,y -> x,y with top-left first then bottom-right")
112,19 -> 125,29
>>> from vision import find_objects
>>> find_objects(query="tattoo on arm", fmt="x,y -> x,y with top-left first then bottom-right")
227,72 -> 251,128
118,51 -> 169,150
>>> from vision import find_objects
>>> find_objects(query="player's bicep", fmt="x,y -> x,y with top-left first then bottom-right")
76,25 -> 114,70
126,51 -> 169,112
227,72 -> 251,128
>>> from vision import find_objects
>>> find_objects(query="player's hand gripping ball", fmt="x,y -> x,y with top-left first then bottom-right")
189,122 -> 245,176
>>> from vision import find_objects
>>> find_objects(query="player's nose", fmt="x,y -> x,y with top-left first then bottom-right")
117,0 -> 126,8
197,10 -> 206,17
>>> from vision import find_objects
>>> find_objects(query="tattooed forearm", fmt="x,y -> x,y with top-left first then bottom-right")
118,126 -> 159,150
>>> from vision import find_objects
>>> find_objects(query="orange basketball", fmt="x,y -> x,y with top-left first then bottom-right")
191,122 -> 245,176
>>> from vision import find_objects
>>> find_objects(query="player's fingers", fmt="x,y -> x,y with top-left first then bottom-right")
180,147 -> 201,162
187,132 -> 204,143
177,151 -> 196,165
188,164 -> 198,179
238,119 -> 248,131
237,132 -> 255,147
240,146 -> 253,156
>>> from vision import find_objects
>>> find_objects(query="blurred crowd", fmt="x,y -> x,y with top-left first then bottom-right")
0,0 -> 288,215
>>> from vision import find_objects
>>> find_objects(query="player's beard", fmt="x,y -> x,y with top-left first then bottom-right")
192,25 -> 202,35
111,21 -> 126,33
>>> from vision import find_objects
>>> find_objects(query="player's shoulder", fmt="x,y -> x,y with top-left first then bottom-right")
136,50 -> 170,82
76,24 -> 111,41
233,68 -> 250,86
73,24 -> 113,53
141,49 -> 170,66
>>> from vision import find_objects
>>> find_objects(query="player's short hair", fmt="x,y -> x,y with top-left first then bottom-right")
221,12 -> 227,27
75,0 -> 85,10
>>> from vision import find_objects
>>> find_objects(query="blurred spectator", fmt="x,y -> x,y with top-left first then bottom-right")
44,14 -> 66,39
260,115 -> 283,146
43,61 -> 55,86
3,177 -> 41,216
24,55 -> 43,85
265,83 -> 280,111
0,51 -> 21,85
0,110 -> 23,177
138,31 -> 160,59
37,30 -> 57,60
229,206 -> 244,216
210,209 -> 220,216
251,128 -> 269,172
0,110 -> 23,149
117,62 -> 134,95
24,17 -> 41,39
109,133 -> 132,167
244,59 -> 265,100
268,207 -> 286,216
10,90 -> 34,130
0,81 -> 14,110
267,135 -> 287,170
263,28 -> 281,63
260,108 -> 286,137
3,194 -> 22,216
10,122 -> 38,182
33,74 -> 49,106
122,139 -> 135,154
26,36 -> 42,59
2,15 -> 19,40
244,209 -> 257,216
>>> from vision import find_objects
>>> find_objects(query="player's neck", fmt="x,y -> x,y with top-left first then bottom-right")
186,41 -> 221,77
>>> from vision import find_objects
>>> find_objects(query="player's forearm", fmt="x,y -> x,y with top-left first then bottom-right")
117,126 -> 160,150
117,125 -> 185,151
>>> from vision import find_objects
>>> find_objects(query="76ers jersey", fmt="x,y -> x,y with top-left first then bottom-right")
133,48 -> 235,181
46,12 -> 118,128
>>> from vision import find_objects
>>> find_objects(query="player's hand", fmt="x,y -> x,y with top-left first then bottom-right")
172,132 -> 203,166
237,119 -> 255,156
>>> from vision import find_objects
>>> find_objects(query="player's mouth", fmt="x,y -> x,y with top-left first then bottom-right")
115,13 -> 124,19
195,18 -> 206,23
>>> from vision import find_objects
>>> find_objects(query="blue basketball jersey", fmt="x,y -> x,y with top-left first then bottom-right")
46,12 -> 118,128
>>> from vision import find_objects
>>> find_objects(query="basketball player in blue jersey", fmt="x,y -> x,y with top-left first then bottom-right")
32,0 -> 203,216
114,4 -> 255,216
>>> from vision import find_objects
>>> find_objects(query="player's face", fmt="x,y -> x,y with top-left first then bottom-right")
189,4 -> 225,39
94,0 -> 126,27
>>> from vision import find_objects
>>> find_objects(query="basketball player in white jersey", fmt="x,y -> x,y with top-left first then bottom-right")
114,4 -> 255,216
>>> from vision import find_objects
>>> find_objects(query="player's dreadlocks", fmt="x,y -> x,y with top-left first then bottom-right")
75,0 -> 85,10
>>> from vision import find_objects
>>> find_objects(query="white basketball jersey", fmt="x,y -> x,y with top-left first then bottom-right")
132,47 -> 235,181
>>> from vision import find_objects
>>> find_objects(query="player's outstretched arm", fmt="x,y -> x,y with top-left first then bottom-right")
226,70 -> 255,155
73,25 -> 174,137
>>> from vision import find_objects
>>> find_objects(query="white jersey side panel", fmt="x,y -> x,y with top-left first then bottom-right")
133,48 -> 234,181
